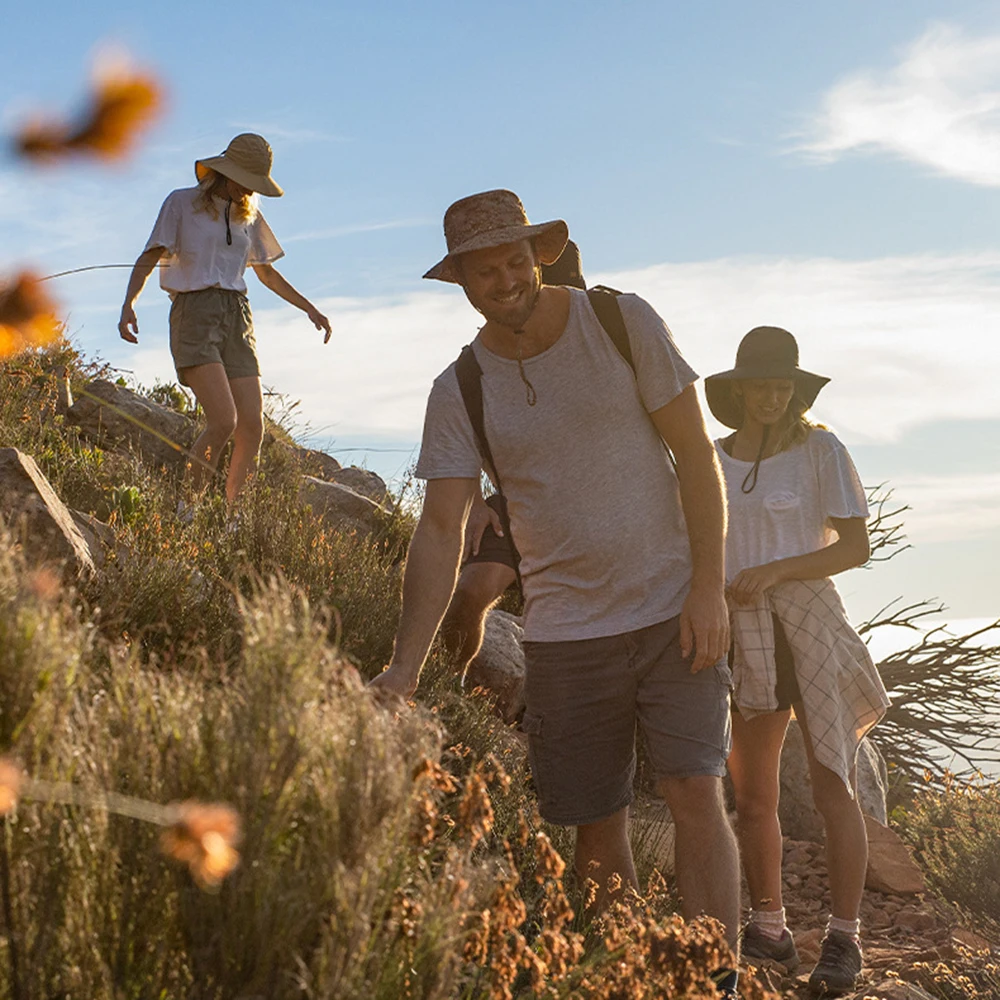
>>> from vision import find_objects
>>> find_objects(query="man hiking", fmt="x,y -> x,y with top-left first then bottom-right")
438,239 -> 585,672
370,190 -> 740,995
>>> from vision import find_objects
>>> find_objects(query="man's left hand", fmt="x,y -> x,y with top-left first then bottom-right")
679,581 -> 730,673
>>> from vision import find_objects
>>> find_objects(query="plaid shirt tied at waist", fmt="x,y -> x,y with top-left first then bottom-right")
730,578 -> 890,794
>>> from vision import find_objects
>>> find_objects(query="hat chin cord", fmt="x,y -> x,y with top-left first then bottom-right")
513,329 -> 537,406
741,423 -> 770,494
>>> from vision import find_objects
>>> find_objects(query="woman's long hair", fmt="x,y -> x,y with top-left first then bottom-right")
731,385 -> 826,453
194,169 -> 258,224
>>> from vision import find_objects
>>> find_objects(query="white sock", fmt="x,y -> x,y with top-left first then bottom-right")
827,916 -> 861,942
750,907 -> 788,940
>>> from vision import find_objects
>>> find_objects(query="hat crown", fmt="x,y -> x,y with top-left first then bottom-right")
443,189 -> 532,253
221,133 -> 273,175
735,326 -> 799,371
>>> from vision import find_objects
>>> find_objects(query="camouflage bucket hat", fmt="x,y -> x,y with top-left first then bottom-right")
195,133 -> 283,197
424,189 -> 569,284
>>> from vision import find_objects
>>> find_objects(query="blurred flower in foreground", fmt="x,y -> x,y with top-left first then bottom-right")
0,759 -> 24,816
160,801 -> 241,890
14,55 -> 163,163
0,272 -> 62,360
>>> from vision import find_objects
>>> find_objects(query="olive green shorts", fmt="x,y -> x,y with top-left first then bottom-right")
169,288 -> 260,386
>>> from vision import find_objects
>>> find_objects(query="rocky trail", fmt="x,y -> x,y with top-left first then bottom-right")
742,834 -> 997,999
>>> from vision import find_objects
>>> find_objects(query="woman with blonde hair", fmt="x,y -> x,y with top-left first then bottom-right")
118,133 -> 331,504
705,327 -> 889,997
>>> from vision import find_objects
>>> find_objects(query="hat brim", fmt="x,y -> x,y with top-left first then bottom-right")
195,157 -> 284,198
704,366 -> 830,429
423,219 -> 569,283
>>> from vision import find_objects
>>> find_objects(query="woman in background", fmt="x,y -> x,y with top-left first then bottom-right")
119,133 -> 330,504
705,326 -> 889,998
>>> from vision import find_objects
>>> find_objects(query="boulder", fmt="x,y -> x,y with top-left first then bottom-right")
66,379 -> 197,469
0,448 -> 96,577
864,815 -> 927,896
465,609 -> 526,723
298,477 -> 384,535
778,720 -> 888,841
326,465 -> 391,506
68,509 -> 117,572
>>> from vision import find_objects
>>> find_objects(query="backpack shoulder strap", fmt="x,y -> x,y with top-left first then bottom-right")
587,285 -> 634,372
453,344 -> 525,597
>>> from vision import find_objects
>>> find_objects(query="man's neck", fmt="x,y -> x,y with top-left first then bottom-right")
478,286 -> 572,360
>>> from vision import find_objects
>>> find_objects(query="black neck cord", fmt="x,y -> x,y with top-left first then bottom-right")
741,424 -> 770,494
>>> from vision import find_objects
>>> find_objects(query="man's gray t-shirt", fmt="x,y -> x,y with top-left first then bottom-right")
415,288 -> 697,643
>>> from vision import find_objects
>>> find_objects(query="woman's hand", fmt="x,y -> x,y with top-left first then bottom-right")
728,562 -> 784,606
463,495 -> 502,561
307,306 -> 331,343
118,304 -> 139,343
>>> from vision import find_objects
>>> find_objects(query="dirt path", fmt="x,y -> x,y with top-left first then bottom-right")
744,837 -> 997,999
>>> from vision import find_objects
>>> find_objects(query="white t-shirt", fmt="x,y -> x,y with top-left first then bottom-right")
415,289 -> 697,643
716,428 -> 868,583
144,186 -> 284,296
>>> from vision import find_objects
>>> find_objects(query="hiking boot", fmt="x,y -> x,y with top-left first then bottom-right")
808,931 -> 862,996
741,922 -> 800,971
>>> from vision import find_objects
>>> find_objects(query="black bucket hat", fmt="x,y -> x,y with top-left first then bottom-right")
541,239 -> 585,290
704,326 -> 830,429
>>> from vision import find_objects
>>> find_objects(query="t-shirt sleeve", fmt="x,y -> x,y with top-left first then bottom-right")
143,191 -> 182,255
247,210 -> 285,266
815,432 -> 869,520
616,293 -> 698,412
413,368 -> 484,481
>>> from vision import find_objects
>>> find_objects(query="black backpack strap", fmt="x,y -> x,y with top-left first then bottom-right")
587,285 -> 633,372
586,286 -> 678,471
454,344 -> 524,597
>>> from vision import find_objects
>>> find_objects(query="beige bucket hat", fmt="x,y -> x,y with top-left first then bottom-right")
424,189 -> 569,283
195,133 -> 283,197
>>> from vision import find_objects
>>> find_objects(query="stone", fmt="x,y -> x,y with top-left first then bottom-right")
864,981 -> 936,1000
298,476 -> 384,535
0,448 -> 96,577
66,380 -> 197,469
68,509 -> 117,572
464,609 -> 526,724
864,816 -> 927,896
326,465 -> 391,506
777,720 -> 888,842
951,927 -> 993,952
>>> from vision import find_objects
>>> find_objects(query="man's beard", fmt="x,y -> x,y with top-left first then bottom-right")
472,269 -> 542,330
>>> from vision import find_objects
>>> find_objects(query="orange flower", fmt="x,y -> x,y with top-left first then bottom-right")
0,272 -> 62,360
0,759 -> 24,816
160,801 -> 241,890
14,57 -> 163,164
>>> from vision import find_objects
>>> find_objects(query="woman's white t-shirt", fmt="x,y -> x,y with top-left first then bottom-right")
715,428 -> 868,583
144,186 -> 284,297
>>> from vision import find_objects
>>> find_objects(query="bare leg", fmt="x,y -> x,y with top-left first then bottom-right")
728,709 -> 792,912
796,705 -> 867,920
658,774 -> 741,951
226,376 -> 264,503
439,561 -> 516,669
574,806 -> 638,916
180,363 -> 237,494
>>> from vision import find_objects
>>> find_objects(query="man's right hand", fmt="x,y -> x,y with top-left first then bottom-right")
118,305 -> 139,343
462,495 -> 502,561
368,663 -> 419,700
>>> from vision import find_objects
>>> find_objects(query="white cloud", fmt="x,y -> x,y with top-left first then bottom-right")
799,23 -> 1000,186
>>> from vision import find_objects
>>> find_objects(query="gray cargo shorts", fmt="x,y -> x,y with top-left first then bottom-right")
521,615 -> 732,827
169,287 -> 260,386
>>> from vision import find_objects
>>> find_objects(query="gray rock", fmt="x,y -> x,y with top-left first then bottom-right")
298,477 -> 384,535
778,720 -> 888,842
327,466 -> 390,506
67,380 -> 197,469
0,448 -> 96,578
69,509 -> 118,572
465,609 -> 526,724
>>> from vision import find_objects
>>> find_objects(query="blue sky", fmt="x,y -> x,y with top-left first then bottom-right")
3,1 -> 1000,628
